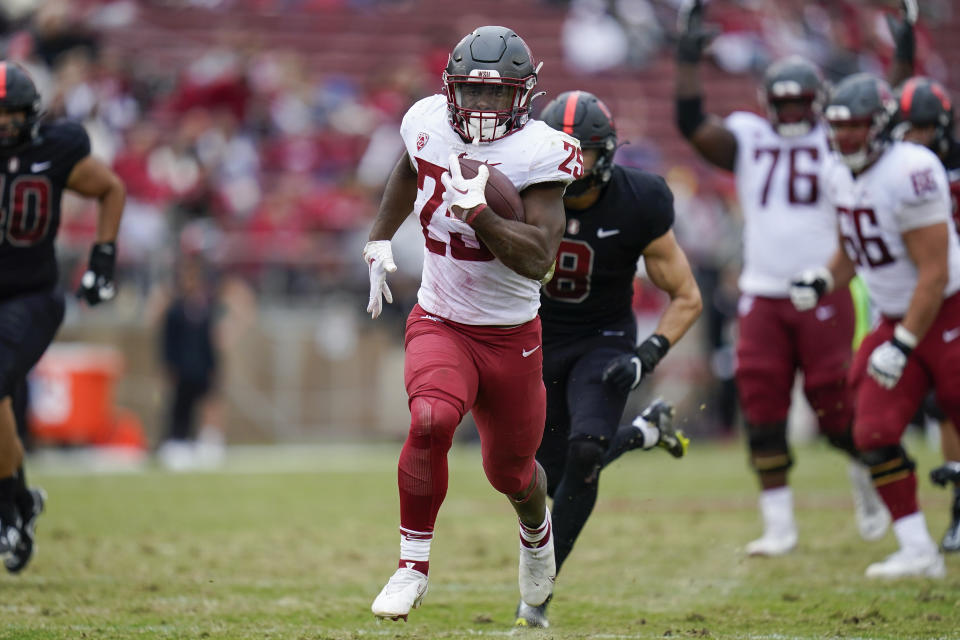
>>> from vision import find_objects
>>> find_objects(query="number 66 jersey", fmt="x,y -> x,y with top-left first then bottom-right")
400,94 -> 579,326
821,141 -> 960,318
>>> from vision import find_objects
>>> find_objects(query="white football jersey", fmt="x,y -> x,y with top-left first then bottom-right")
399,94 -> 579,325
725,111 -> 837,297
822,141 -> 960,317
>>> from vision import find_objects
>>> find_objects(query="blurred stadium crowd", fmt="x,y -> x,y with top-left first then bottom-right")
1,0 -> 956,445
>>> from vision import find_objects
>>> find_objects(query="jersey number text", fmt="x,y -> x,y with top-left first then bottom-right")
542,239 -> 594,302
0,176 -> 53,247
837,206 -> 895,268
754,146 -> 819,206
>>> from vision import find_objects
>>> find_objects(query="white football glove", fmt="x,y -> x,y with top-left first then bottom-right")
867,325 -> 917,389
362,240 -> 396,319
789,266 -> 834,311
440,153 -> 488,222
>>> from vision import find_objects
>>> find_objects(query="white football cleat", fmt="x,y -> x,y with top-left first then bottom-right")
849,462 -> 891,541
518,510 -> 556,606
371,567 -> 428,621
865,548 -> 946,579
745,529 -> 798,557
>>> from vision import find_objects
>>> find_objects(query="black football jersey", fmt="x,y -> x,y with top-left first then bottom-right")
540,165 -> 675,341
0,120 -> 91,299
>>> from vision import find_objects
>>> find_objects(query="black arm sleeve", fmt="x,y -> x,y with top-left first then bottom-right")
676,96 -> 706,139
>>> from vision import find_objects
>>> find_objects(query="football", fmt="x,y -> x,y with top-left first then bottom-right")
458,157 -> 525,223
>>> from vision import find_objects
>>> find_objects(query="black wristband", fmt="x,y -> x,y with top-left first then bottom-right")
676,96 -> 706,139
891,336 -> 914,357
89,242 -> 117,278
636,334 -> 670,373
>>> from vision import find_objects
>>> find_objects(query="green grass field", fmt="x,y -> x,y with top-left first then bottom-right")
2,439 -> 958,640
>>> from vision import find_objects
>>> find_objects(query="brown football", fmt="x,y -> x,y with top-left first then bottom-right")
458,157 -> 525,223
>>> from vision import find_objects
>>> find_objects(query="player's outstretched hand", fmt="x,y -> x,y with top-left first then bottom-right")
676,0 -> 718,64
789,267 -> 833,311
441,153 -> 488,223
76,242 -> 117,306
362,240 -> 397,319
886,0 -> 918,64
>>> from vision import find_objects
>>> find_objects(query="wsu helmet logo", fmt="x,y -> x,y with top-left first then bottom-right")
416,132 -> 429,151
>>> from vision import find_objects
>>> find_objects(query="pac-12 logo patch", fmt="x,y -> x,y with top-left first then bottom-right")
416,132 -> 429,151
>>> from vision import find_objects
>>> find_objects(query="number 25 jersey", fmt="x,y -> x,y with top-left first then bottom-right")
822,141 -> 960,317
400,94 -> 579,326
0,120 -> 91,299
725,111 -> 836,297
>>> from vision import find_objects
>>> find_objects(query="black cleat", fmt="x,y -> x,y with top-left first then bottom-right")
942,517 -> 960,553
0,514 -> 20,557
641,398 -> 688,459
515,594 -> 551,628
5,488 -> 45,574
930,462 -> 960,487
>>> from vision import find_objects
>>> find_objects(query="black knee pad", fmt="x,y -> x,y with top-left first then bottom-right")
825,426 -> 858,458
860,445 -> 916,485
566,438 -> 606,486
746,421 -> 793,473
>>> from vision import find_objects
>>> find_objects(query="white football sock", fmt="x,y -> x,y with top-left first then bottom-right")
892,511 -> 938,555
759,486 -> 796,535
631,416 -> 660,450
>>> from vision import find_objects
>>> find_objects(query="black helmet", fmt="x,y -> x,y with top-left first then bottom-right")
443,26 -> 540,143
893,76 -> 954,156
0,61 -> 41,149
540,90 -> 616,196
760,56 -> 824,137
824,73 -> 896,171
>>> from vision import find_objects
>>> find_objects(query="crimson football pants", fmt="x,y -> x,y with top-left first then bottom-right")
736,290 -> 855,436
397,304 -> 546,534
850,293 -> 960,519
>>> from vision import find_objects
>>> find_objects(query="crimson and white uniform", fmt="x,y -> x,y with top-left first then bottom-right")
826,141 -> 960,450
725,111 -> 854,432
401,94 -> 578,326
725,111 -> 836,296
823,141 -> 960,316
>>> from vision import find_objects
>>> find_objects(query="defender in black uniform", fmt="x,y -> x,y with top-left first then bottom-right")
0,62 -> 125,573
894,76 -> 960,552
515,91 -> 702,628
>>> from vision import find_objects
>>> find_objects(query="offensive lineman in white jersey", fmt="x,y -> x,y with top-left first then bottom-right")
674,0 -> 889,556
363,26 -> 581,620
791,73 -> 958,578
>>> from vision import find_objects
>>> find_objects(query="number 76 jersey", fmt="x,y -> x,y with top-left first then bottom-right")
400,94 -> 579,326
725,111 -> 836,297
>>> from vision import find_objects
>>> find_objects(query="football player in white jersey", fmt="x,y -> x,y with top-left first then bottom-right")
363,26 -> 582,620
791,72 -> 960,578
894,76 -> 960,552
674,0 -> 889,556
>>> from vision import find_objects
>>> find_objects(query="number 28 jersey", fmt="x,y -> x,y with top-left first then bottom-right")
400,94 -> 579,325
725,111 -> 836,297
0,120 -> 91,299
822,141 -> 960,317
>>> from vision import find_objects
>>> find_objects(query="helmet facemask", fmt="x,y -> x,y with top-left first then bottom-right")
0,108 -> 30,148
444,69 -> 537,143
826,108 -> 889,172
761,86 -> 821,138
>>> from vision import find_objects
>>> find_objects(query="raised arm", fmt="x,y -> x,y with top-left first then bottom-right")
675,0 -> 737,171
